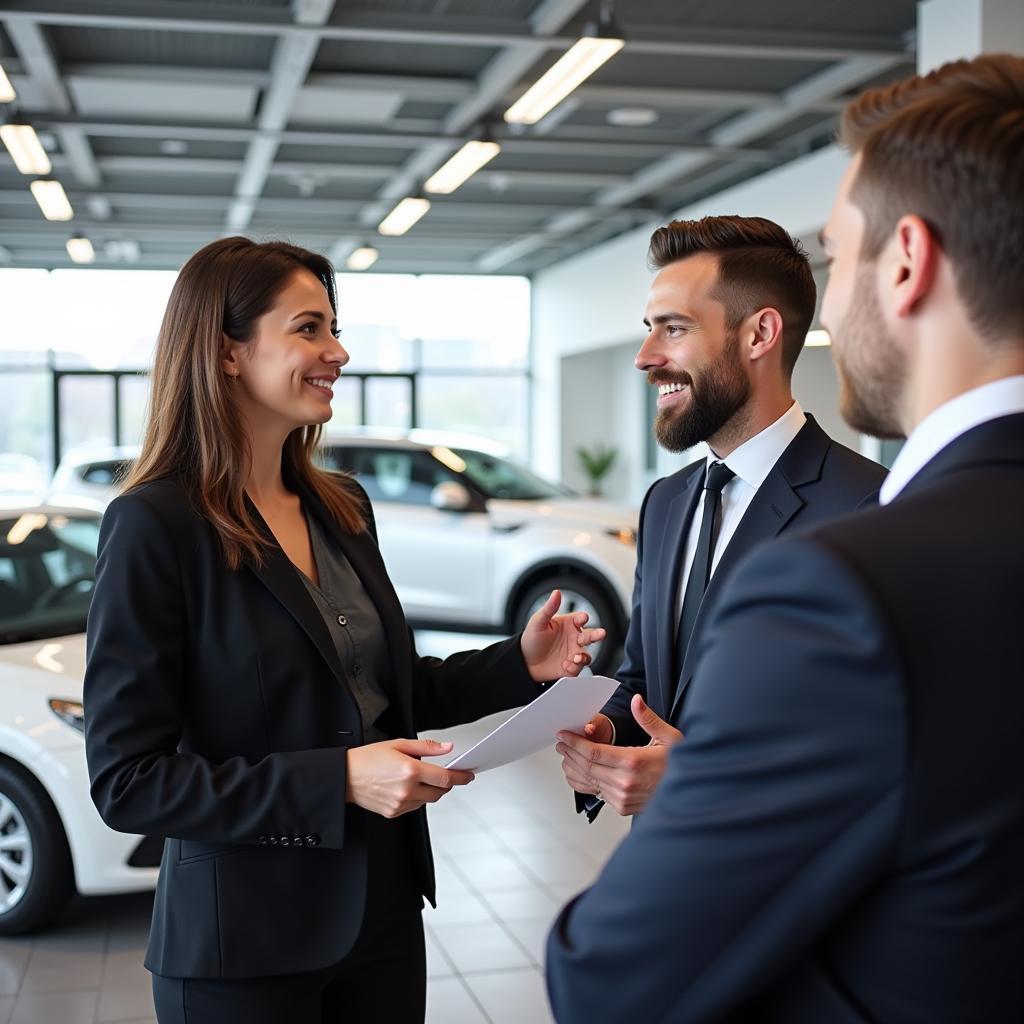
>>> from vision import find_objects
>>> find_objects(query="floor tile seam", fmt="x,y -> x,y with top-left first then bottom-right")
431,865 -> 542,969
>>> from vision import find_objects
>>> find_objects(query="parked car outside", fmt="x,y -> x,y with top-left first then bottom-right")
44,445 -> 136,513
0,505 -> 159,934
47,432 -> 639,673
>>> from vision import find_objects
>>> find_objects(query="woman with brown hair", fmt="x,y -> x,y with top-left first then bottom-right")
83,236 -> 603,1023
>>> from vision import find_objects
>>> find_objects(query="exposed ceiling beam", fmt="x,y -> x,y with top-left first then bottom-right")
65,155 -> 629,190
225,0 -> 335,232
6,4 -> 913,62
478,54 -> 903,271
28,116 -> 777,160
12,61 -> 849,116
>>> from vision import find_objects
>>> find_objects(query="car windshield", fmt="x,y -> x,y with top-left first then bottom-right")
451,449 -> 574,501
0,512 -> 100,644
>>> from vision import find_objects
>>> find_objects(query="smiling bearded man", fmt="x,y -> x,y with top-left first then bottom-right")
557,214 -> 886,822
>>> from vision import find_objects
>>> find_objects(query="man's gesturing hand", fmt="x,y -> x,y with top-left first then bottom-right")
346,738 -> 475,818
556,695 -> 682,816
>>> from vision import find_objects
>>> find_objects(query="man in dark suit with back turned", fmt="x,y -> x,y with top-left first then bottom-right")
560,216 -> 884,819
547,52 -> 1024,1023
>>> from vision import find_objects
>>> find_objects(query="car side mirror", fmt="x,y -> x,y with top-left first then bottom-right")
430,481 -> 472,511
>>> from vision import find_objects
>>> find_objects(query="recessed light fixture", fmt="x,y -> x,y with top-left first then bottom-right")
159,139 -> 189,155
346,246 -> 379,271
0,123 -> 52,176
0,64 -> 15,104
378,196 -> 431,236
30,179 -> 74,221
805,330 -> 831,347
425,139 -> 501,195
607,107 -> 657,127
66,236 -> 95,264
504,2 -> 624,126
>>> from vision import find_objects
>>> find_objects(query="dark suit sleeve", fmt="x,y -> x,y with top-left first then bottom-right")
409,630 -> 540,733
546,537 -> 906,1024
597,480 -> 656,748
84,494 -> 350,850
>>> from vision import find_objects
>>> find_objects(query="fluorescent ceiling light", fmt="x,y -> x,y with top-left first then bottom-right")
425,140 -> 501,195
30,179 -> 74,221
346,246 -> 379,271
0,64 -> 15,103
377,196 -> 430,236
66,236 -> 95,264
504,35 -> 623,125
0,123 -> 52,175
805,329 -> 831,347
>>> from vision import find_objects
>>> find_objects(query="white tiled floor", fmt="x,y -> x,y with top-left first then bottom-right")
0,631 -> 629,1023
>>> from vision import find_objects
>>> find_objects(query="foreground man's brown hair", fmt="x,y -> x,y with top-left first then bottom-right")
840,52 -> 1024,343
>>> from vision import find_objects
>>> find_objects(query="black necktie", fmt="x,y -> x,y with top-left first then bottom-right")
674,461 -> 736,677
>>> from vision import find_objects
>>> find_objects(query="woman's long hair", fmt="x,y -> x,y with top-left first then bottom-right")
124,236 -> 365,568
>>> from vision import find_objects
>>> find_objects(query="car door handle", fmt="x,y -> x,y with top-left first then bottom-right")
491,522 -> 524,534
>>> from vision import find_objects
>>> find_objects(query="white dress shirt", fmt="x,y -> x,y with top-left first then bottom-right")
676,400 -> 807,620
879,375 -> 1024,505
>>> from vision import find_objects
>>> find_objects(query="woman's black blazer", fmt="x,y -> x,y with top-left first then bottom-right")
83,475 -> 540,979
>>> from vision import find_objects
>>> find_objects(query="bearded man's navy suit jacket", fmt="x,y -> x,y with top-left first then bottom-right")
601,414 -> 884,746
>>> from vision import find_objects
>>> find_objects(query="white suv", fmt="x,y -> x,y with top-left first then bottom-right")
320,432 -> 637,673
47,434 -> 639,673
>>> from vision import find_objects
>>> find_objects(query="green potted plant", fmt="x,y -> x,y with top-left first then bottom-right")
576,443 -> 618,497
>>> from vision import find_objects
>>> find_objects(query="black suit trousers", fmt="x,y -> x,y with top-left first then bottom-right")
151,814 -> 427,1023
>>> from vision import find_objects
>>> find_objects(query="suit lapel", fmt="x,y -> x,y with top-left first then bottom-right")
244,511 -> 348,689
668,416 -> 830,722
652,464 -> 704,718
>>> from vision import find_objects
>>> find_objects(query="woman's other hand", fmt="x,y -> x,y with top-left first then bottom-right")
346,739 -> 474,818
520,589 -> 608,682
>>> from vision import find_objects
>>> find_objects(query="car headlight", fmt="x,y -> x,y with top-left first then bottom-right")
48,699 -> 85,733
605,527 -> 637,546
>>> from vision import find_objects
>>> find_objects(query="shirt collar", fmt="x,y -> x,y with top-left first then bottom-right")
709,400 -> 807,489
879,375 -> 1024,505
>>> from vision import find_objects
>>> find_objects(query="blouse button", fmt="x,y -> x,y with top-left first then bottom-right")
337,614 -> 347,626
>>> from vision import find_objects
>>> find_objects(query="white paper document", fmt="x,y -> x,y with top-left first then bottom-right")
443,675 -> 620,773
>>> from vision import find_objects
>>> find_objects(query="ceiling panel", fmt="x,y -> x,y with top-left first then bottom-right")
0,0 -> 918,273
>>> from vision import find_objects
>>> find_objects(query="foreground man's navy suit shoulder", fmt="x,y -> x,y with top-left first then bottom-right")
547,413 -> 1024,1024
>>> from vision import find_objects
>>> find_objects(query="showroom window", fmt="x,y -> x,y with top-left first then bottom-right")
0,268 -> 531,476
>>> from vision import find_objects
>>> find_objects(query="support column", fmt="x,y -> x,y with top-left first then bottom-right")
918,0 -> 1024,73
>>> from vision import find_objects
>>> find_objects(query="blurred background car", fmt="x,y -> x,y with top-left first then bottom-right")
0,506 -> 160,935
47,432 -> 638,673
319,431 -> 637,674
44,445 -> 137,513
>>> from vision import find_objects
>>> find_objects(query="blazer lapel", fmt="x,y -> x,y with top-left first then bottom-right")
244,514 -> 348,689
668,416 -> 830,722
652,465 -> 704,718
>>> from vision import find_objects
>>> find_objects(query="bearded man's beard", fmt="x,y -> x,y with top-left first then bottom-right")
653,332 -> 751,453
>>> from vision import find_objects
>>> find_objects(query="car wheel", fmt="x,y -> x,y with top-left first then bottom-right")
0,763 -> 74,936
514,575 -> 622,677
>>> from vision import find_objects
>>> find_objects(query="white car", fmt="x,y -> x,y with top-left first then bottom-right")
49,433 -> 639,673
0,506 -> 158,934
318,432 -> 638,673
45,445 -> 137,512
